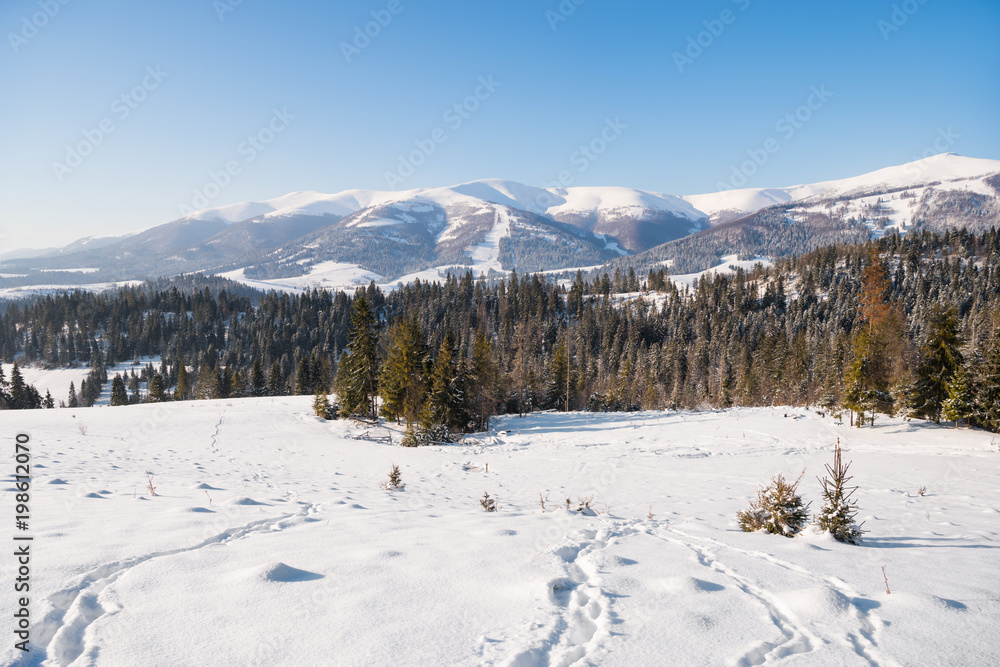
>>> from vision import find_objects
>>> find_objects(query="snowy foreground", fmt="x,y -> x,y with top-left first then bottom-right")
2,399 -> 999,666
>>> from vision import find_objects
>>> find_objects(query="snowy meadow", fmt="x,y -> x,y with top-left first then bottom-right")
2,398 -> 999,666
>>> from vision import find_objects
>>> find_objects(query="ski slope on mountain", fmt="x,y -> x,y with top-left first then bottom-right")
3,398 -> 998,666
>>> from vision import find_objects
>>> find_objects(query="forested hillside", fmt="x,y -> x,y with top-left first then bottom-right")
2,228 -> 1000,435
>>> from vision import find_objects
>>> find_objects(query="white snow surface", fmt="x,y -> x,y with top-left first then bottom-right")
669,254 -> 775,290
218,262 -> 384,295
3,398 -> 999,666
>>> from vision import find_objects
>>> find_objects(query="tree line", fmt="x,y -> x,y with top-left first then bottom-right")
2,227 -> 1000,436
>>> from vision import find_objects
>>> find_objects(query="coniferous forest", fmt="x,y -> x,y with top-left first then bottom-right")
2,228 -> 1000,437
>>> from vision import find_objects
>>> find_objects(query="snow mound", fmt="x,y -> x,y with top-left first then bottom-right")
224,497 -> 268,506
251,562 -> 324,583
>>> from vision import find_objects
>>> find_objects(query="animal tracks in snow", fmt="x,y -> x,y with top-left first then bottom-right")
487,519 -> 634,666
649,526 -> 899,667
35,502 -> 321,666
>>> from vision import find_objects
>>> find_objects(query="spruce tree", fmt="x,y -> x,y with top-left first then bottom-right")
249,357 -> 266,397
174,363 -> 190,400
914,305 -> 963,422
942,363 -> 974,428
338,295 -> 380,419
68,381 -> 79,408
267,360 -> 284,397
975,331 -> 1000,431
544,342 -> 569,410
469,329 -> 499,431
148,373 -> 166,402
110,374 -> 129,406
815,441 -> 864,544
9,363 -> 27,409
738,474 -> 810,537
378,318 -> 427,426
312,390 -> 333,419
420,331 -> 468,439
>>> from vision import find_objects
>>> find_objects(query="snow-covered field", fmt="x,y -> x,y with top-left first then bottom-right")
2,399 -> 998,666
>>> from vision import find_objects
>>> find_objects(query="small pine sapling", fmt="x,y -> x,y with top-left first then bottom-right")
738,474 -> 810,537
379,464 -> 405,491
815,439 -> 865,544
480,492 -> 498,512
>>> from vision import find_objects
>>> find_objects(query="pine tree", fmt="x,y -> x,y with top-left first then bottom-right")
815,441 -> 864,544
942,363 -> 974,428
44,390 -> 54,409
194,362 -> 220,400
312,390 -> 333,419
9,363 -> 28,409
738,474 -> 810,537
295,356 -> 311,395
174,363 -> 190,400
110,374 -> 129,406
67,381 -> 79,408
469,329 -> 499,431
420,331 -> 468,439
268,360 -> 284,397
544,342 -> 570,410
249,357 -> 266,397
975,331 -> 1000,431
148,373 -> 166,402
914,305 -> 963,422
378,318 -> 428,425
338,295 -> 380,419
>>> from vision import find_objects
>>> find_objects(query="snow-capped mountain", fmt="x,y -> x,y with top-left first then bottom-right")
2,154 -> 998,291
683,153 -> 1000,226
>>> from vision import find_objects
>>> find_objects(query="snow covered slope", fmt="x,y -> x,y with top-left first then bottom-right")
684,153 -> 1000,223
2,398 -> 998,666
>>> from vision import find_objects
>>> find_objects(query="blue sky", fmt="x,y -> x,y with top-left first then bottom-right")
1,0 -> 998,250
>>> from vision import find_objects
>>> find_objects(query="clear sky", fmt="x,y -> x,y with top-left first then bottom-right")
1,0 -> 998,251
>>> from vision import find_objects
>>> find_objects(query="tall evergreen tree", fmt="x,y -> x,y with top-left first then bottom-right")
174,363 -> 190,400
913,305 -> 963,422
378,318 -> 428,426
420,331 -> 468,438
110,374 -> 129,406
67,381 -> 79,408
267,360 -> 284,396
338,295 -> 380,419
469,329 -> 499,431
148,373 -> 166,402
9,363 -> 28,409
942,362 -> 974,428
249,357 -> 266,397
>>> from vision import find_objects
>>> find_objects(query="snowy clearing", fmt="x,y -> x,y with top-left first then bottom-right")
1,400 -> 998,666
